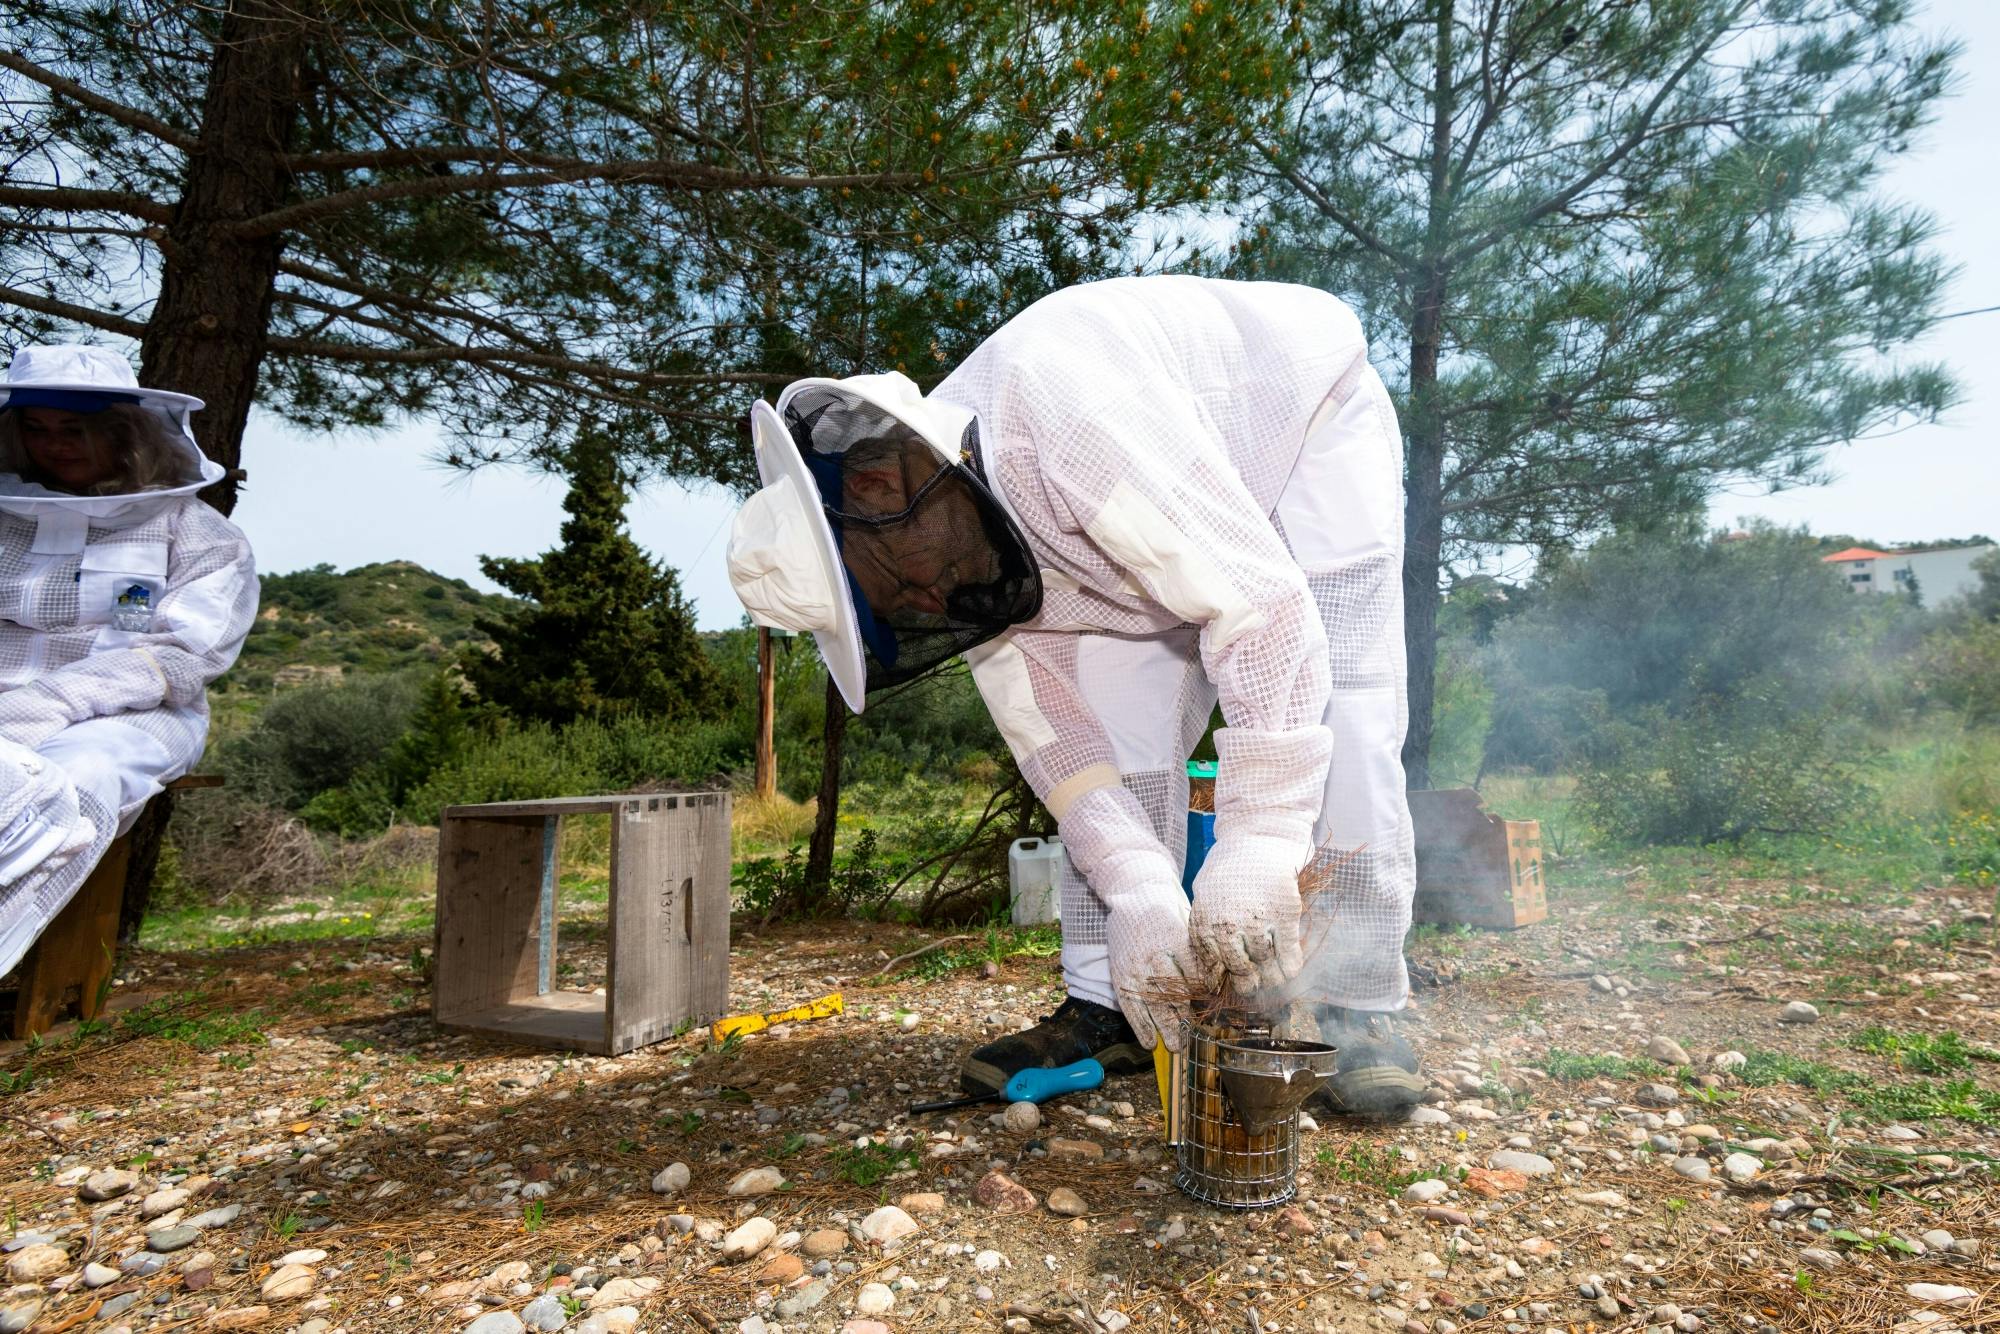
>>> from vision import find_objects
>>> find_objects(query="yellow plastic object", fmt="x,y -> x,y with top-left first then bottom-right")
711,991 -> 844,1042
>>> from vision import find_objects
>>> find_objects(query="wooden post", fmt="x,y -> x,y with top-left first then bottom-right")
754,626 -> 776,800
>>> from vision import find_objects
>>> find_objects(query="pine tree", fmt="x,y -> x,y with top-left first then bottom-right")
383,668 -> 472,805
467,448 -> 723,726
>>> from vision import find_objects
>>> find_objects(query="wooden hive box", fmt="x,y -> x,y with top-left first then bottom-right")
433,792 -> 730,1055
1407,787 -> 1547,930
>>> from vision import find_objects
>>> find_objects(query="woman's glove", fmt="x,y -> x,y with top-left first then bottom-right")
1188,724 -> 1333,993
1105,886 -> 1202,1053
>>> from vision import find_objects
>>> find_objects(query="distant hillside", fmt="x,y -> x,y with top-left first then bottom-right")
223,561 -> 518,692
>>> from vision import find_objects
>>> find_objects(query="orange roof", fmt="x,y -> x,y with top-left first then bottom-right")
1821,546 -> 1891,562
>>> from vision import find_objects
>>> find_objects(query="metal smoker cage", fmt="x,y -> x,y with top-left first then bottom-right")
1174,1019 -> 1302,1209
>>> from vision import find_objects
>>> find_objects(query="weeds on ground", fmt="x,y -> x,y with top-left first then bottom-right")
1850,1027 -> 2000,1075
1315,1142 -> 1423,1195
1736,1046 -> 2000,1126
831,1143 -> 919,1187
119,993 -> 268,1051
898,924 -> 1063,982
1541,1050 -> 1668,1081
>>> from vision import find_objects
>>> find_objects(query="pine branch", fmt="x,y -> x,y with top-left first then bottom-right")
259,332 -> 794,386
0,49 -> 197,152
0,283 -> 149,337
0,183 -> 172,224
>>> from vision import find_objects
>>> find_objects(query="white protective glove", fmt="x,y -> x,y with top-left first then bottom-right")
1188,724 -> 1335,994
1105,885 -> 1202,1053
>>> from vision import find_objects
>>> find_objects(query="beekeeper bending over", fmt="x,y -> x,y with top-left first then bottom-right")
727,276 -> 1423,1115
0,346 -> 257,976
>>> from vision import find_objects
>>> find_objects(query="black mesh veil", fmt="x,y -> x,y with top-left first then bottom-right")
780,386 -> 1041,693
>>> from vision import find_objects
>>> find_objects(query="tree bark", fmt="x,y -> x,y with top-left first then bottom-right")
137,1 -> 306,517
754,627 -> 776,800
804,674 -> 847,893
1400,0 -> 1456,792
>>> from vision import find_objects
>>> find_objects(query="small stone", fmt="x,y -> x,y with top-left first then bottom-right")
1920,1230 -> 1953,1252
858,1205 -> 919,1244
0,1302 -> 40,1334
1046,1138 -> 1103,1162
1722,1152 -> 1762,1183
776,1280 -> 831,1319
973,1250 -> 1006,1273
854,1282 -> 894,1315
465,1313 -> 527,1334
1463,1167 -> 1529,1197
1711,1051 -> 1747,1073
140,1186 -> 191,1218
1487,1150 -> 1555,1177
1798,1249 -> 1842,1272
1047,1187 -> 1088,1217
262,1264 -> 316,1300
1596,1294 -> 1621,1320
974,1170 -> 1038,1214
1778,1001 -> 1820,1024
728,1167 -> 785,1197
759,1254 -> 804,1284
1636,1083 -> 1680,1107
1880,1124 -> 1922,1141
1948,1239 -> 1980,1259
723,1218 -> 778,1261
1275,1205 -> 1315,1238
1671,1157 -> 1712,1183
186,1204 -> 243,1230
1905,1284 -> 1976,1308
83,1261 -> 122,1287
651,1162 -> 691,1196
147,1225 -> 201,1252
1647,1037 -> 1691,1066
78,1168 -> 139,1201
897,1192 -> 946,1215
1403,1179 -> 1449,1204
208,1308 -> 271,1330
1421,1207 -> 1471,1227
589,1277 -> 659,1309
1573,1190 -> 1627,1208
277,1248 -> 329,1268
1003,1101 -> 1041,1134
844,1323 -> 892,1334
802,1230 -> 848,1259
119,1251 -> 167,1276
6,1244 -> 67,1282
1408,1106 -> 1452,1125
521,1294 -> 569,1331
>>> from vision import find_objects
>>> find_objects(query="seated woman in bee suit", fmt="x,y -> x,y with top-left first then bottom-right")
727,275 -> 1424,1114
0,345 -> 258,977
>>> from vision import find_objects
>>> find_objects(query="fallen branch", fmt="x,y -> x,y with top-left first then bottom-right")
865,935 -> 978,984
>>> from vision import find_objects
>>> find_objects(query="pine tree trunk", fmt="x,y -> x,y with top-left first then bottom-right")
1401,0 -> 1456,793
137,1 -> 305,517
805,675 -> 846,894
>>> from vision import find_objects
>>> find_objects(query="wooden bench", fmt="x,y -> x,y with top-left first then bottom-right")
4,773 -> 222,1039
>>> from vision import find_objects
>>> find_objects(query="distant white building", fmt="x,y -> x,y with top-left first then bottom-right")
1821,542 -> 1995,607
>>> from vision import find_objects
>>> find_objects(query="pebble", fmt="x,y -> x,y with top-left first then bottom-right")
521,1294 -> 568,1331
858,1205 -> 919,1244
776,1280 -> 831,1319
590,1278 -> 659,1309
1573,1190 -> 1627,1208
1711,1051 -> 1747,1072
802,1229 -> 848,1259
1778,1001 -> 1820,1024
1636,1083 -> 1680,1106
1403,1179 -> 1449,1204
1798,1248 -> 1843,1271
464,1313 -> 525,1334
185,1204 -> 242,1229
1647,1036 -> 1692,1065
897,1192 -> 945,1215
261,1264 -> 316,1300
1408,1106 -> 1453,1125
723,1218 -> 777,1261
139,1186 -> 190,1217
974,1250 -> 1007,1273
0,1302 -> 40,1334
1002,1101 -> 1041,1134
1920,1229 -> 1953,1251
855,1282 -> 894,1315
651,1162 -> 690,1196
78,1168 -> 138,1201
119,1251 -> 167,1276
5,1244 -> 67,1282
277,1248 -> 330,1267
1722,1152 -> 1763,1182
1905,1284 -> 1976,1308
208,1308 -> 270,1330
1047,1187 -> 1088,1217
147,1225 -> 201,1252
1671,1157 -> 1712,1183
974,1170 -> 1038,1214
1487,1150 -> 1555,1177
83,1261 -> 122,1287
759,1254 -> 804,1283
844,1323 -> 892,1334
1046,1138 -> 1103,1162
728,1167 -> 784,1196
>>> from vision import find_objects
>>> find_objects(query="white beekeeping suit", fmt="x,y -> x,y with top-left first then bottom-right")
0,346 -> 259,976
930,276 -> 1415,1043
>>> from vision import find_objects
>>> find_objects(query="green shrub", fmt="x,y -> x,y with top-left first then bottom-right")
1575,697 -> 1872,845
222,673 -> 422,808
1915,618 -> 2000,724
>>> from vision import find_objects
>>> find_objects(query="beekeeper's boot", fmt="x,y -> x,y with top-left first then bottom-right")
1304,1005 -> 1426,1116
960,996 -> 1150,1097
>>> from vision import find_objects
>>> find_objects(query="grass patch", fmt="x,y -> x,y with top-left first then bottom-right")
831,1143 -> 919,1187
1736,1045 -> 2000,1126
1541,1049 -> 1668,1081
118,993 -> 268,1051
897,924 -> 1063,982
1850,1027 -> 2000,1076
1315,1142 -> 1423,1195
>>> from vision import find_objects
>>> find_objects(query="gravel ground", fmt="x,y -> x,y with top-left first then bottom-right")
1,871 -> 1995,1334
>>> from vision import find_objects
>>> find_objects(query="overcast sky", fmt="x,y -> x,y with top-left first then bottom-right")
233,0 -> 2000,628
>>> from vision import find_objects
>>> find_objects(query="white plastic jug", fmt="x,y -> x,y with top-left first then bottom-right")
1007,836 -> 1064,926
